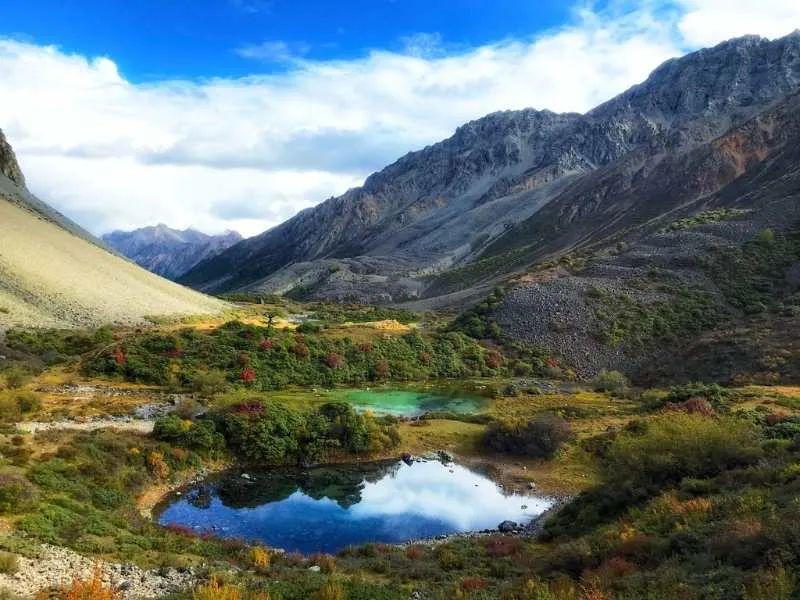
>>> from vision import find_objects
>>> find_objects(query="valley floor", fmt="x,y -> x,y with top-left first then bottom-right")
1,308 -> 800,598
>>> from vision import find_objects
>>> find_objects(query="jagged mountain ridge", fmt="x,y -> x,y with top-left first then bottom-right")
103,225 -> 242,280
179,32 -> 800,303
0,130 -> 226,329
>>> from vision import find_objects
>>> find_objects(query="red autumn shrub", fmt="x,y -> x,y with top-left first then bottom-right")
405,545 -> 425,560
292,343 -> 310,359
164,523 -> 194,537
766,411 -> 789,425
358,342 -> 374,353
241,367 -> 256,384
485,351 -> 503,369
259,339 -> 274,351
460,577 -> 488,592
234,402 -> 264,415
665,397 -> 715,417
325,353 -> 345,369
483,535 -> 522,557
112,347 -> 126,366
375,360 -> 390,379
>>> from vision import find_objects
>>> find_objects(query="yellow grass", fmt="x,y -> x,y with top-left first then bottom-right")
0,198 -> 226,330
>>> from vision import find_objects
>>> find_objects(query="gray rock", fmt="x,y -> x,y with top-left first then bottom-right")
498,520 -> 518,533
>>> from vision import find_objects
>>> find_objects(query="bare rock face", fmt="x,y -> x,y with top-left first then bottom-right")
180,32 -> 800,304
103,224 -> 243,280
0,128 -> 25,187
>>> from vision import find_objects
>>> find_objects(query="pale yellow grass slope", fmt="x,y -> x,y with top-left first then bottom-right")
0,199 -> 226,329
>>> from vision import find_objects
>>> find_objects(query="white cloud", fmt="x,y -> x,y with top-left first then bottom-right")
676,0 -> 800,47
0,1 -> 796,238
236,40 -> 311,63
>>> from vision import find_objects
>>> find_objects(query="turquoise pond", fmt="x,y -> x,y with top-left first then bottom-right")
158,459 -> 551,554
339,389 -> 486,417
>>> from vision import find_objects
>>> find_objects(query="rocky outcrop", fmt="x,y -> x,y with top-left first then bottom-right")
0,129 -> 24,187
0,543 -> 194,598
103,225 -> 242,280
180,33 -> 800,303
493,90 -> 800,379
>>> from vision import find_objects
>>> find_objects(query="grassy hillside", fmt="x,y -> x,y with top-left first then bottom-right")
0,198 -> 226,329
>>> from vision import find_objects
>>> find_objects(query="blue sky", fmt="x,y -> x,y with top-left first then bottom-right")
1,0 -> 798,237
4,0 -> 574,81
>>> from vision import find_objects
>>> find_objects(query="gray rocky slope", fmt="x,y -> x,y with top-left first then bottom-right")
103,225 -> 242,280
180,32 -> 800,304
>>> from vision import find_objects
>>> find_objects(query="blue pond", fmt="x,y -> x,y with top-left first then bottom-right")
158,459 -> 550,554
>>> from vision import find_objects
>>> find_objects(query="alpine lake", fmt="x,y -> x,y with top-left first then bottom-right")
158,387 -> 550,554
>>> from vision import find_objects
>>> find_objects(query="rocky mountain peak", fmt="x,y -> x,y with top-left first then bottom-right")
0,129 -> 26,188
103,225 -> 243,280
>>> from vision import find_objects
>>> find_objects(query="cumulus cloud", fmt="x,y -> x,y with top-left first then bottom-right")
0,1 -> 796,238
675,0 -> 800,47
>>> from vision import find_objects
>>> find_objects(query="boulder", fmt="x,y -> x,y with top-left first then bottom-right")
498,520 -> 518,533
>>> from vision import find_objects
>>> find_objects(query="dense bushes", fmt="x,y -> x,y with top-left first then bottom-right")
592,370 -> 629,395
82,321 -> 507,390
606,414 -> 761,486
0,473 -> 38,513
0,390 -> 42,421
154,400 -> 399,466
5,326 -> 114,365
152,415 -> 226,452
483,414 -> 573,459
450,287 -> 505,340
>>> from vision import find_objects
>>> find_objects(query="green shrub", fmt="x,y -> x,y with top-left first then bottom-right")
3,367 -> 29,390
0,551 -> 18,574
208,399 -> 398,466
606,414 -> 761,486
592,370 -> 629,395
14,391 -> 41,414
152,415 -> 225,453
189,369 -> 229,396
0,474 -> 39,514
660,382 -> 731,410
483,414 -> 573,459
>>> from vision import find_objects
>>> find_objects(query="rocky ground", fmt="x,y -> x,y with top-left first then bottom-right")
494,194 -> 800,379
0,543 -> 195,599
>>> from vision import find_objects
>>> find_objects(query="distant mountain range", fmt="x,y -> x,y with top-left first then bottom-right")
103,226 -> 242,280
0,130 -> 225,329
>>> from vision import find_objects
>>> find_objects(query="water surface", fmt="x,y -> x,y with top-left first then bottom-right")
340,389 -> 485,417
158,459 -> 550,554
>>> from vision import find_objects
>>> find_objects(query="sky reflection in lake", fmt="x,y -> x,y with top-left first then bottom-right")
158,459 -> 550,554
